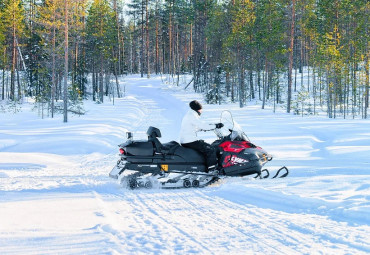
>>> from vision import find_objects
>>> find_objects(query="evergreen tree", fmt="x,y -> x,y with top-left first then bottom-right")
227,0 -> 256,107
0,0 -> 368,119
3,0 -> 25,101
86,0 -> 116,102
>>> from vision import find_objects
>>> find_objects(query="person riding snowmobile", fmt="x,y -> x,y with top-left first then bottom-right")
179,100 -> 224,172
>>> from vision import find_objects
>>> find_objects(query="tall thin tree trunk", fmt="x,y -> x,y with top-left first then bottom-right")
262,57 -> 268,109
113,48 -> 121,98
140,0 -> 144,77
100,55 -> 104,102
16,59 -> 21,100
249,69 -> 254,100
155,2 -> 159,74
231,73 -> 235,102
168,1 -> 172,76
113,0 -> 121,76
2,49 -> 5,100
365,53 -> 369,119
239,64 -> 245,108
190,24 -> 193,58
176,24 -> 180,86
287,0 -> 295,113
365,6 -> 369,118
146,0 -> 150,78
92,64 -> 96,101
63,0 -> 69,123
10,22 -> 16,101
51,7 -> 56,118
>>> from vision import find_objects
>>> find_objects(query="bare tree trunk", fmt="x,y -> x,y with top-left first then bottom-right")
63,0 -> 69,123
92,64 -> 96,101
365,6 -> 369,119
2,49 -> 5,100
226,71 -> 230,97
231,73 -> 235,102
313,65 -> 316,115
99,55 -> 104,102
113,0 -> 121,76
287,0 -> 295,113
365,52 -> 369,119
130,15 -> 135,73
262,57 -> 268,109
140,0 -> 144,77
146,0 -> 150,78
113,48 -> 121,98
190,24 -> 193,58
176,24 -> 180,85
10,22 -> 16,101
249,69 -> 254,100
155,1 -> 159,74
239,65 -> 245,108
51,7 -> 56,118
168,1 -> 172,76
16,60 -> 21,99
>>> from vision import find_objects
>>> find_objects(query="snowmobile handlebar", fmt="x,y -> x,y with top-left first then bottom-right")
199,123 -> 224,132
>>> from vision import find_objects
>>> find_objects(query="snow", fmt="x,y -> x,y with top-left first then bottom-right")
0,75 -> 369,254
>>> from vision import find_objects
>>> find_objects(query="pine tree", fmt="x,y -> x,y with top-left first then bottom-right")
229,0 -> 255,107
3,0 -> 25,101
86,0 -> 116,103
35,0 -> 64,117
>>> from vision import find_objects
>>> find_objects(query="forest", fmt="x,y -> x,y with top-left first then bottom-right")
0,0 -> 369,120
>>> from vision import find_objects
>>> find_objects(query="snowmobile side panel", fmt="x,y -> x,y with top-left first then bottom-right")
222,160 -> 262,176
171,146 -> 205,163
122,163 -> 161,174
125,156 -> 154,163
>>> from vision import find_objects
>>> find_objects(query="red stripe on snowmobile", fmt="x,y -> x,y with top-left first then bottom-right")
219,141 -> 261,153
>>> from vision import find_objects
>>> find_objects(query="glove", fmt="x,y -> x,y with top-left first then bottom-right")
215,123 -> 224,129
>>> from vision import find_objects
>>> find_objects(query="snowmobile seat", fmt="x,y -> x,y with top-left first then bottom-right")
148,137 -> 162,153
161,141 -> 180,154
147,126 -> 162,153
147,126 -> 161,138
145,127 -> 180,155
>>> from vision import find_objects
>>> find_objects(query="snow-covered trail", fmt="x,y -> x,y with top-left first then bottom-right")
1,75 -> 369,254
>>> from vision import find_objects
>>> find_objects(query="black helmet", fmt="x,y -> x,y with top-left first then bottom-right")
189,100 -> 202,112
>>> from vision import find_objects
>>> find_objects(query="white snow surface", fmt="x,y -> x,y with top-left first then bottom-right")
0,75 -> 369,255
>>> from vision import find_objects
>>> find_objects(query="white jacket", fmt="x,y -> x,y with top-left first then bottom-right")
179,109 -> 214,144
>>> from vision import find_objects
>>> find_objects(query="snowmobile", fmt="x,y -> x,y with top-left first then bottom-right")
109,111 -> 288,189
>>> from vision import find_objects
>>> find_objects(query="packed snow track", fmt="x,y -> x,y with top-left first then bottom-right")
0,75 -> 369,254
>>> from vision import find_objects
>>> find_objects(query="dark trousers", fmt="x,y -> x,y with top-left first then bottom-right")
181,140 -> 217,169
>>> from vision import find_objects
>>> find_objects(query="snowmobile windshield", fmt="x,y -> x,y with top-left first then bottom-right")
229,121 -> 249,141
218,111 -> 249,141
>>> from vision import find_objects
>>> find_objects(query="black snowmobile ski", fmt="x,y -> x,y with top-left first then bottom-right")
254,166 -> 289,179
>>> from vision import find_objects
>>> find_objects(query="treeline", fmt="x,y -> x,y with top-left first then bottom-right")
0,0 -> 369,119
